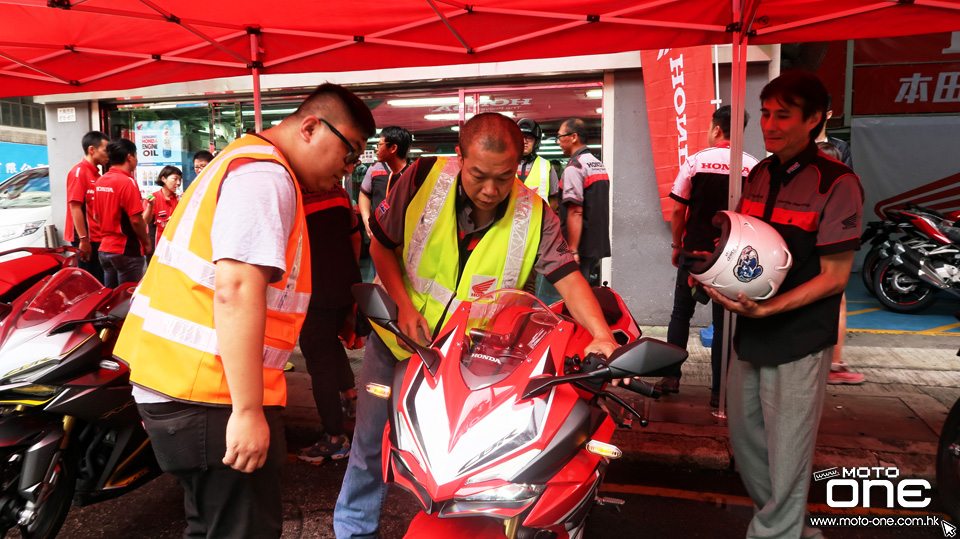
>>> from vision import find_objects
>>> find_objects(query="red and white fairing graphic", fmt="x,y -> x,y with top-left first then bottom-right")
381,289 -> 642,538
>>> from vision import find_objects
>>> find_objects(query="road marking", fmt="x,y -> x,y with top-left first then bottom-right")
600,483 -> 947,517
847,328 -> 960,337
846,307 -> 883,316
919,322 -> 960,334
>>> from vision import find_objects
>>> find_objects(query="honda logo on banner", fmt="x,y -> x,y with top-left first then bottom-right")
640,47 -> 715,221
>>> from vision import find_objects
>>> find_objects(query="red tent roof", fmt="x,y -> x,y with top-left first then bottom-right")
0,0 -> 958,98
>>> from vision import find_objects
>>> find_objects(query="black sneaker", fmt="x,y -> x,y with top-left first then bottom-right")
297,433 -> 350,464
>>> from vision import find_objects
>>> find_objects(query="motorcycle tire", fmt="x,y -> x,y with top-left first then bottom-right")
873,258 -> 939,314
17,453 -> 75,539
860,247 -> 884,296
938,398 -> 960,523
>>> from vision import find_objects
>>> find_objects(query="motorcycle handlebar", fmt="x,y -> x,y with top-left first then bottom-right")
616,378 -> 661,399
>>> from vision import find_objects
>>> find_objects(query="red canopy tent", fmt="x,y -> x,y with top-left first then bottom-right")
1,0 -> 958,101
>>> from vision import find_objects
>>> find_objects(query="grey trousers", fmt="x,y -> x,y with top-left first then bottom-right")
727,348 -> 833,539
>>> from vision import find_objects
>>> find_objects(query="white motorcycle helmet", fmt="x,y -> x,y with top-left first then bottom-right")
689,211 -> 793,301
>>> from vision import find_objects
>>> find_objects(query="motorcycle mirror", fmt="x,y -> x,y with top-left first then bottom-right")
107,298 -> 130,322
352,283 -> 399,325
351,283 -> 441,375
605,338 -> 688,379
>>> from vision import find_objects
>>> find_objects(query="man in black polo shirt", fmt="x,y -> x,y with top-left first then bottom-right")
558,117 -> 611,286
705,72 -> 863,539
659,106 -> 758,405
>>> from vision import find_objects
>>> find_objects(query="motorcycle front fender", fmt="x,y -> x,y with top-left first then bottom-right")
0,413 -> 65,503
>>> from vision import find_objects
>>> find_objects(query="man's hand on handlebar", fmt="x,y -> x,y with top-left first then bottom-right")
398,304 -> 431,351
584,337 -> 617,360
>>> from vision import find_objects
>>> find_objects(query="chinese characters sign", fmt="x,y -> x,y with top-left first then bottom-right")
0,142 -> 48,182
853,32 -> 960,115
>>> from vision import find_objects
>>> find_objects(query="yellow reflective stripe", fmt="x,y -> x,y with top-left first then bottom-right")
502,185 -> 534,289
538,157 -> 550,200
405,158 -> 459,308
155,236 -> 308,314
130,294 -> 290,370
155,236 -> 216,289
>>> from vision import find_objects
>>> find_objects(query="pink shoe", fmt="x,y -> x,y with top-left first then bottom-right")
828,363 -> 866,385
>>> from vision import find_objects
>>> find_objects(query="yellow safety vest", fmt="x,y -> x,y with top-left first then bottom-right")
114,136 -> 311,407
373,157 -> 543,360
520,155 -> 551,201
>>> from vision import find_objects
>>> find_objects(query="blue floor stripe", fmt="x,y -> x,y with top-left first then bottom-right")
846,272 -> 960,333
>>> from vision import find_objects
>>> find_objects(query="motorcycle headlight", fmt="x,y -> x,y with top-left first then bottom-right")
461,483 -> 545,502
0,220 -> 45,243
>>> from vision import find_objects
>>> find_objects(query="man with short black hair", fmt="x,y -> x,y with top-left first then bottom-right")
334,112 -> 618,539
65,130 -> 109,282
659,106 -> 758,406
359,125 -> 411,238
705,71 -> 863,539
115,83 -> 376,538
558,116 -> 610,286
93,138 -> 152,287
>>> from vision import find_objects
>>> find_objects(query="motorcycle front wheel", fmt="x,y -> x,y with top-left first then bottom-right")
873,259 -> 938,314
938,399 -> 960,523
16,452 -> 75,539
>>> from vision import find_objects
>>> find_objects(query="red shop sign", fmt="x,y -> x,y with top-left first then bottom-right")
853,63 -> 960,115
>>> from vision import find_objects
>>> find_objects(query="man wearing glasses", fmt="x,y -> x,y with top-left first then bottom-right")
359,125 -> 412,239
557,116 -> 611,286
114,83 -> 375,538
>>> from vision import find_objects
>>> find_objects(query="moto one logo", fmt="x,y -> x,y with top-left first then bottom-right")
818,467 -> 931,509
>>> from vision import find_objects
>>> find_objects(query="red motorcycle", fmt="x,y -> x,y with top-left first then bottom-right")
0,250 -> 159,538
354,284 -> 686,539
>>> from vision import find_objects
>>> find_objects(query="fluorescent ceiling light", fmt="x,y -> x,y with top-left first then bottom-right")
422,153 -> 458,157
388,96 -> 490,107
388,97 -> 459,107
596,108 -> 603,114
451,126 -> 460,132
586,89 -> 603,98
426,113 -> 470,121
409,148 -> 423,153
425,111 -> 514,121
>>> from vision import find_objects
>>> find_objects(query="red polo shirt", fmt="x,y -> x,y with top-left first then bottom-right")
94,167 -> 145,256
64,159 -> 102,243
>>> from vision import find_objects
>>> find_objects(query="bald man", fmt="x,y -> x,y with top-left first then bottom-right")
334,112 -> 619,538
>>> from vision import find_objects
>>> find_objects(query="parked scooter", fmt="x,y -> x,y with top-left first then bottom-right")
0,255 -> 158,538
873,207 -> 960,313
355,283 -> 686,538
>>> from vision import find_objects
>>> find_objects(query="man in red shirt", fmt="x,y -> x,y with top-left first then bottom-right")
94,138 -> 153,287
65,131 -> 109,283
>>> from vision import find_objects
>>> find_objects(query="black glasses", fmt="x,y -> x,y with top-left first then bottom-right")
318,117 -> 362,164
557,132 -> 576,139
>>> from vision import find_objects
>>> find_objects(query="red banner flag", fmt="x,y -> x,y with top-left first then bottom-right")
640,47 -> 716,221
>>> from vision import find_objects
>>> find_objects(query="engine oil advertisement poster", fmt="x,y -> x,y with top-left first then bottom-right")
134,120 -> 182,197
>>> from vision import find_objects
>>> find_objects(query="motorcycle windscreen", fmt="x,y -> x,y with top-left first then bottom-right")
11,269 -> 101,330
460,289 -> 561,391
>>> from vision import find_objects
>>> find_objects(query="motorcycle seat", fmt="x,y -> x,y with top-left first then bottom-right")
0,254 -> 61,303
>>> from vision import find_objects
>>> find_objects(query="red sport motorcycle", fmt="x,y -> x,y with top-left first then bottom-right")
354,283 -> 687,539
0,249 -> 159,538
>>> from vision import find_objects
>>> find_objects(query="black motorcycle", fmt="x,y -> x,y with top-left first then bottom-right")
0,260 -> 159,538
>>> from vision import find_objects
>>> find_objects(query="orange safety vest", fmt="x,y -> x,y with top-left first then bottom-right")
113,135 -> 311,407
